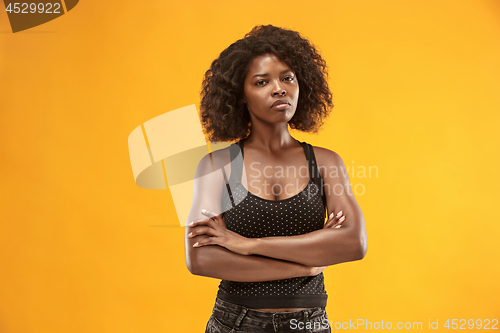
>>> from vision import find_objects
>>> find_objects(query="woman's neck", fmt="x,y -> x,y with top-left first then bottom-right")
244,124 -> 297,152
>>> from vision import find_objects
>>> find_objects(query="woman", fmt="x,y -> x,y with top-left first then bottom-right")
185,25 -> 367,333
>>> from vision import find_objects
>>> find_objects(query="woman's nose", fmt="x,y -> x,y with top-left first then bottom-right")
272,81 -> 286,96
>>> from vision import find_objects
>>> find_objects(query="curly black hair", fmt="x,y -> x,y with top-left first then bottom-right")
200,25 -> 333,143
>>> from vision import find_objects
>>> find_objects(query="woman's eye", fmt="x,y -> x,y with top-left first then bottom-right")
283,76 -> 294,82
256,80 -> 266,86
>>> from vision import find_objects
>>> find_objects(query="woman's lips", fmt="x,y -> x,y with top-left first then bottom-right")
271,103 -> 291,110
270,99 -> 291,110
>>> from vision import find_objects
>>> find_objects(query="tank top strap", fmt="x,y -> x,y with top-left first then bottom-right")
231,140 -> 244,183
299,141 -> 327,219
298,141 -> 314,181
221,141 -> 245,210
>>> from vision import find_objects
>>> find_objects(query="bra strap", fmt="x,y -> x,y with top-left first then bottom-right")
223,141 -> 244,210
233,140 -> 244,183
301,142 -> 327,219
220,164 -> 235,209
237,140 -> 244,158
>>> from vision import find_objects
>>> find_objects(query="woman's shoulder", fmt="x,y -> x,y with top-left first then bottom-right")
310,145 -> 345,169
195,144 -> 234,178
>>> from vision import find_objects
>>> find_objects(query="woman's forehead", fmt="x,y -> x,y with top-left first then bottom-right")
246,53 -> 293,74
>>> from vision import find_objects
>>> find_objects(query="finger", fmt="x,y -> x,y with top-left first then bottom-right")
188,219 -> 209,227
188,226 -> 218,238
328,210 -> 343,222
201,209 -> 221,219
188,217 -> 219,228
331,215 -> 346,229
325,214 -> 346,229
187,219 -> 206,227
324,219 -> 336,229
201,209 -> 224,224
324,211 -> 344,228
323,212 -> 336,228
193,237 -> 217,247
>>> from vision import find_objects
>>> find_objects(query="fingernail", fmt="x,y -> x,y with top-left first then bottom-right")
193,242 -> 199,247
336,211 -> 343,218
339,216 -> 345,222
188,221 -> 194,226
201,209 -> 208,214
188,232 -> 193,237
329,213 -> 334,219
335,225 -> 341,228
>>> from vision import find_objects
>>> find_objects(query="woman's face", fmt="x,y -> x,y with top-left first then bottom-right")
242,53 -> 299,126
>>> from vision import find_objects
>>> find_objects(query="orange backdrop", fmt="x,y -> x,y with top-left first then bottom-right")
1,0 -> 499,332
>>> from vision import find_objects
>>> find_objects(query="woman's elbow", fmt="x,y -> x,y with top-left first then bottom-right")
186,258 -> 201,276
187,257 -> 211,277
185,245 -> 205,276
185,233 -> 210,275
186,247 -> 215,277
340,232 -> 367,263
354,234 -> 368,261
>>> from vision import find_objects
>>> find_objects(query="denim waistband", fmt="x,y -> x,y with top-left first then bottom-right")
210,297 -> 329,332
213,296 -> 325,320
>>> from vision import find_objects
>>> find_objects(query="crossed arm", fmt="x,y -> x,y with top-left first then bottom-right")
184,147 -> 367,281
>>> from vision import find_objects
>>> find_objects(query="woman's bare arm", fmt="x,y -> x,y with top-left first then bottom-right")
186,226 -> 314,282
185,149 -> 317,281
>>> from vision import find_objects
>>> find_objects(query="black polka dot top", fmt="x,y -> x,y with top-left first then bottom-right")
216,139 -> 328,308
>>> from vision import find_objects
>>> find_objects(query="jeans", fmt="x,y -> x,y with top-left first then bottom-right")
205,297 -> 331,333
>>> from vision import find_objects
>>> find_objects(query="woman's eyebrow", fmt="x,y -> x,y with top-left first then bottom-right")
252,69 -> 294,78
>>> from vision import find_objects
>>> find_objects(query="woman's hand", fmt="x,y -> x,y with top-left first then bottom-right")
309,265 -> 327,276
323,210 -> 345,229
187,209 -> 255,256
